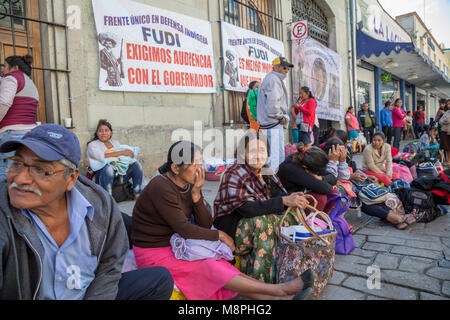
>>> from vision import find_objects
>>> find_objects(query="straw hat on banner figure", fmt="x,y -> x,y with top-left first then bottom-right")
98,32 -> 125,87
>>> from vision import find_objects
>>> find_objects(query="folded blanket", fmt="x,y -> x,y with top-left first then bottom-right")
90,145 -> 139,175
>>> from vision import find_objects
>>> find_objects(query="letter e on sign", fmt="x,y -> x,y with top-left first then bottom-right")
292,21 -> 307,40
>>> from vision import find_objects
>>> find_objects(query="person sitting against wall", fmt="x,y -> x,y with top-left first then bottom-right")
0,55 -> 39,181
86,119 -> 143,199
277,143 -> 337,212
131,140 -> 315,300
417,125 -> 439,155
362,132 -> 399,187
213,131 -> 310,284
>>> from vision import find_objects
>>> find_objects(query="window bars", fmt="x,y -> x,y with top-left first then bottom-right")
0,0 -> 72,126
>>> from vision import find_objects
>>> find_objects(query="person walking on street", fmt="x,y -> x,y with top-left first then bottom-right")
380,101 -> 393,145
257,56 -> 293,173
413,105 -> 425,138
392,98 -> 407,149
357,103 -> 378,144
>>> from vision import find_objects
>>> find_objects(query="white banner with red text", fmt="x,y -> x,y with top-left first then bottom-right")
92,0 -> 216,93
220,21 -> 286,92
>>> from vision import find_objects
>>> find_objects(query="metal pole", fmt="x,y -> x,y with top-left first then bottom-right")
50,0 -> 62,126
351,0 -> 358,110
63,0 -> 74,127
346,0 -> 355,108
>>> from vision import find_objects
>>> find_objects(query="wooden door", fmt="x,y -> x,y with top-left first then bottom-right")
0,0 -> 46,123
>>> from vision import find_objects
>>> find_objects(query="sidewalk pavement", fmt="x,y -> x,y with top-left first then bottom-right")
118,139 -> 450,300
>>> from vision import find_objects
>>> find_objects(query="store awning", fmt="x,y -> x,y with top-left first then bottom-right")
357,29 -> 414,59
358,34 -> 450,97
355,0 -> 449,97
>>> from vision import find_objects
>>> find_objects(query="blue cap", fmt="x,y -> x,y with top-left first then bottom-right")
0,124 -> 81,166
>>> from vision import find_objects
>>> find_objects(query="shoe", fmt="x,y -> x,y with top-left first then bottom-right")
293,287 -> 314,300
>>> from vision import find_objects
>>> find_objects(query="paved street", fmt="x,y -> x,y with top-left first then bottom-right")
119,140 -> 450,300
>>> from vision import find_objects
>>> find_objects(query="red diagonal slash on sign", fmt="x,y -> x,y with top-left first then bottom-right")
292,21 -> 307,39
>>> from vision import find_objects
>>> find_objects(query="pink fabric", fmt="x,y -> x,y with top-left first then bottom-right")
133,245 -> 241,300
364,170 -> 400,186
392,107 -> 406,128
345,112 -> 360,131
0,71 -> 38,129
392,163 -> 413,183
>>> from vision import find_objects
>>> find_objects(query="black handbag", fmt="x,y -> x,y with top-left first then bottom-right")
112,182 -> 135,203
395,188 -> 442,223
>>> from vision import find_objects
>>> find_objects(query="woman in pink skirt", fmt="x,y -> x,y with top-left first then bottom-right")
131,140 -> 314,300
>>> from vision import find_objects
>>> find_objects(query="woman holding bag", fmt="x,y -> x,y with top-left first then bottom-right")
291,87 -> 317,146
214,131 -> 314,285
133,140 -> 315,300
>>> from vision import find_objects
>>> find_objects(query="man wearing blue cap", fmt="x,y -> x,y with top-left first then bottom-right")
0,124 -> 173,300
257,56 -> 293,173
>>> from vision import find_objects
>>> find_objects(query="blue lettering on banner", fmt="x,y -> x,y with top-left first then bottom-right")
248,46 -> 268,61
142,27 -> 181,47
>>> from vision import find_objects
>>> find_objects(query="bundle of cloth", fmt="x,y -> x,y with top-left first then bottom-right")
89,145 -> 139,175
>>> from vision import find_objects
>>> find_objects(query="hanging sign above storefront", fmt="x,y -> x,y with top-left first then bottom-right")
356,0 -> 411,43
92,0 -> 216,93
220,21 -> 286,92
291,38 -> 343,122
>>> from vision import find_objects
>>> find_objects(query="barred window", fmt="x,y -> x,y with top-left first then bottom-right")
0,0 -> 25,29
292,0 -> 329,47
223,0 -> 282,124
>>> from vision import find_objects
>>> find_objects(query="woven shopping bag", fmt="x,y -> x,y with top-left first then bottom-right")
276,205 -> 337,299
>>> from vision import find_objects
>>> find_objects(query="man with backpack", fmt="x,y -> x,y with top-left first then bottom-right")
413,105 -> 425,139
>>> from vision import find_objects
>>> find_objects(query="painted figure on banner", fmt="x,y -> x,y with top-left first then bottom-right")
311,58 -> 327,101
224,50 -> 239,87
328,74 -> 340,110
98,32 -> 124,87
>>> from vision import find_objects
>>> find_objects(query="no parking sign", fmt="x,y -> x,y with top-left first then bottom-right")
291,20 -> 308,40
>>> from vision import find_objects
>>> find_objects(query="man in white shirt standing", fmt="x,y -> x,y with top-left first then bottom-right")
257,56 -> 293,173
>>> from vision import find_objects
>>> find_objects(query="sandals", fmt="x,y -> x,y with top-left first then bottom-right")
395,214 -> 417,230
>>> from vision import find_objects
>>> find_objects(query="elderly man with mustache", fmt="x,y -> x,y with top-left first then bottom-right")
0,124 -> 173,300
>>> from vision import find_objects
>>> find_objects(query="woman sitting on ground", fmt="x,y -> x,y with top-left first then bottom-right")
277,143 -> 337,212
131,140 -> 314,300
214,131 -> 310,284
362,132 -> 399,187
86,119 -> 143,199
418,125 -> 439,157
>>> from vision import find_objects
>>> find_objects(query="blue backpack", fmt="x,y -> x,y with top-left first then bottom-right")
389,179 -> 410,193
360,183 -> 389,200
416,162 -> 439,178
